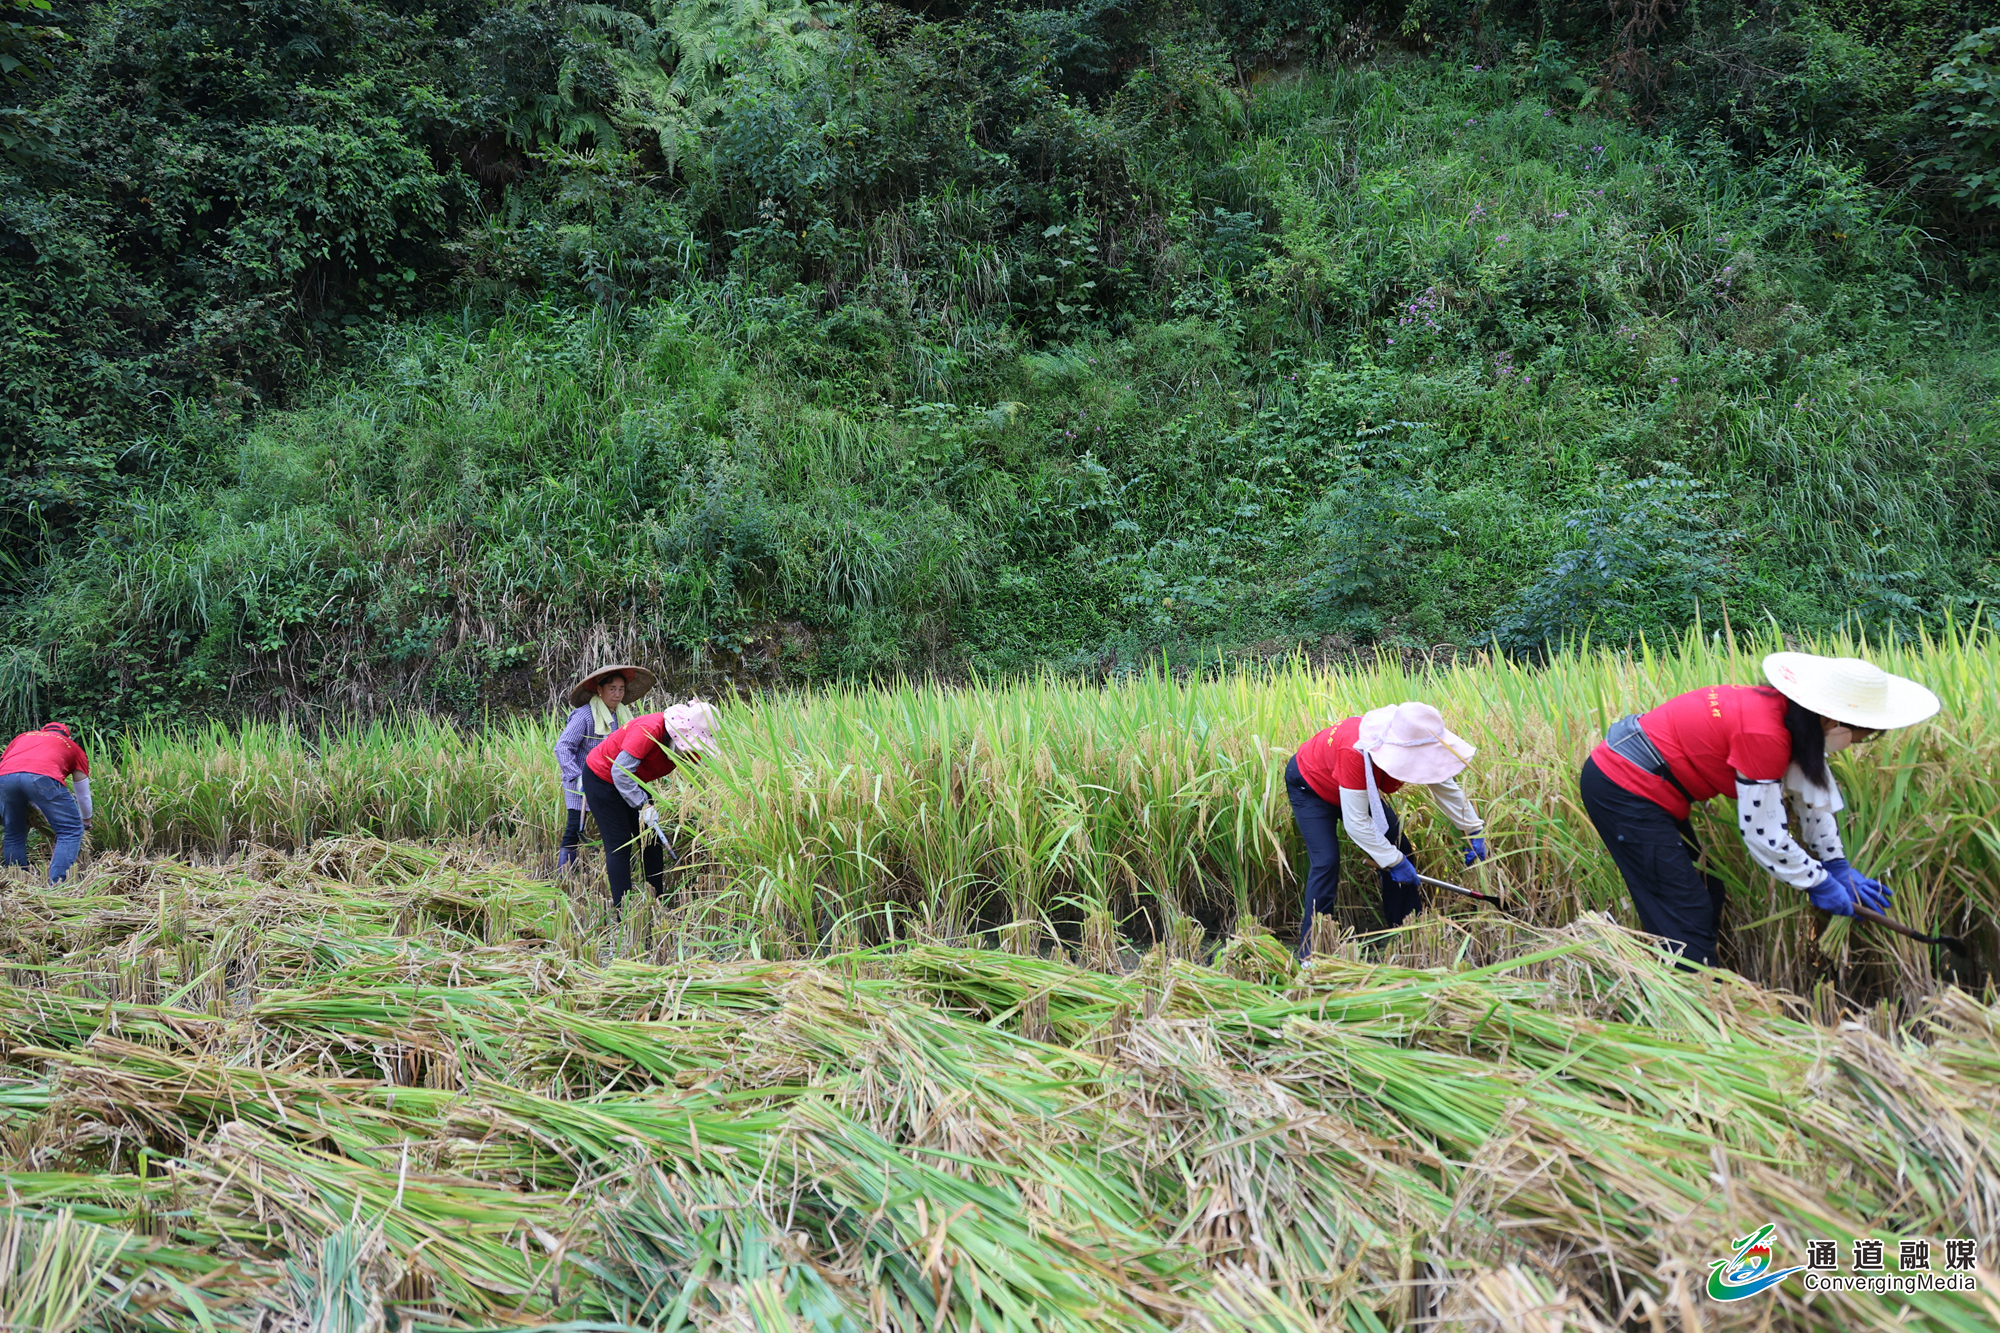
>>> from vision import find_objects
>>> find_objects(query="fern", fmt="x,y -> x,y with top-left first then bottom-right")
538,0 -> 844,167
661,0 -> 844,91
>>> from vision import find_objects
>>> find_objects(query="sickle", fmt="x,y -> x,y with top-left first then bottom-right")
1853,905 -> 1973,956
1414,871 -> 1511,909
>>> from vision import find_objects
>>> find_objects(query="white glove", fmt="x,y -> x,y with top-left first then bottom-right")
639,804 -> 662,835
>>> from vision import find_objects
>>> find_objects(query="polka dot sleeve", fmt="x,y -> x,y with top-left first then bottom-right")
1736,778 -> 1828,889
1782,763 -> 1846,863
1788,804 -> 1845,863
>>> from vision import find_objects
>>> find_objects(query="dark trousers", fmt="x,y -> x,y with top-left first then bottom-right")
1578,756 -> 1725,968
557,807 -> 588,869
580,768 -> 666,910
0,771 -> 84,885
1285,756 -> 1418,950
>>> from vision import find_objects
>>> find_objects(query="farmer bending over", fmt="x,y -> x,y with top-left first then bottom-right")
553,662 -> 653,873
1579,652 -> 1938,969
1287,701 -> 1488,954
581,698 -> 720,912
0,722 -> 94,885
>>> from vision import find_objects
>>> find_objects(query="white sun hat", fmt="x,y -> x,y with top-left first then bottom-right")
661,697 -> 723,754
1351,702 -> 1477,841
1761,653 -> 1940,731
1356,701 -> 1477,783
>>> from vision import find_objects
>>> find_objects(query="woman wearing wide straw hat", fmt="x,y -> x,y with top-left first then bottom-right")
582,697 -> 721,912
1579,652 -> 1940,969
553,664 -> 656,872
1287,701 -> 1490,954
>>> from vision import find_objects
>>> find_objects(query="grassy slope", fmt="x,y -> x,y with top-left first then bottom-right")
12,60 -> 2000,722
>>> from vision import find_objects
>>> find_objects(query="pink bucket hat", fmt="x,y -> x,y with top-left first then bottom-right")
661,698 -> 722,754
1355,702 -> 1476,784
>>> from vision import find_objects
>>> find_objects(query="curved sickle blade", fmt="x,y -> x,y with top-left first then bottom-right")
1415,871 -> 1510,908
1854,905 -> 1972,956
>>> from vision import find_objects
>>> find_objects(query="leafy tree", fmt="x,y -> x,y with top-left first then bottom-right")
0,0 -> 60,90
5,0 -> 2000,714
1490,467 -> 1743,657
0,0 -> 64,163
1917,26 -> 2000,211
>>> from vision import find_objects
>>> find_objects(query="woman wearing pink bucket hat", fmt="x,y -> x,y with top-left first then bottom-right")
581,697 -> 722,913
1287,701 -> 1489,952
1579,652 -> 1939,969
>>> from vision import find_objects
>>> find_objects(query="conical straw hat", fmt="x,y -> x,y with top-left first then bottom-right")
1761,653 -> 1939,730
568,664 -> 657,708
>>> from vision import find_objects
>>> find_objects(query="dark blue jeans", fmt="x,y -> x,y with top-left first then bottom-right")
1578,756 -> 1724,968
1285,755 -> 1417,952
0,770 -> 85,884
580,767 -> 667,910
557,806 -> 590,869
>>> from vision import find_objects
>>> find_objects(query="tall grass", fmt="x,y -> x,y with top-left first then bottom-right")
80,626 -> 2000,1004
22,60 -> 2000,723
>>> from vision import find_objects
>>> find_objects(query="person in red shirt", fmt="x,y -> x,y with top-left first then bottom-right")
581,697 -> 721,911
553,663 -> 652,873
1579,652 -> 1940,968
0,722 -> 94,884
1287,701 -> 1489,954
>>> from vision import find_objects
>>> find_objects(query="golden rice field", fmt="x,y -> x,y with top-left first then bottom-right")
4,630 -> 1999,1329
86,628 -> 2000,1002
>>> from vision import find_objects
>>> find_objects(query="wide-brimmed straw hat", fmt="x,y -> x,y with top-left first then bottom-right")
1762,653 -> 1939,731
661,698 -> 722,754
568,663 -> 657,708
1355,702 -> 1476,784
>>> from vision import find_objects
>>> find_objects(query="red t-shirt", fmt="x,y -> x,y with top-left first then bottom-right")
586,712 -> 682,784
1592,684 -> 1792,820
0,728 -> 90,783
1295,715 -> 1406,804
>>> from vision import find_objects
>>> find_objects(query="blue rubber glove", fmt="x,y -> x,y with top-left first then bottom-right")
1851,873 -> 1891,915
1824,858 -> 1892,914
1464,836 -> 1489,867
1387,858 -> 1420,886
1806,871 -> 1856,917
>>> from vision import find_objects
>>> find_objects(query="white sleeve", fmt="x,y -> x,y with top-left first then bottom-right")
72,775 -> 93,822
1339,787 -> 1405,868
611,750 -> 649,808
1423,777 -> 1483,834
1736,778 -> 1827,889
1782,763 -> 1845,862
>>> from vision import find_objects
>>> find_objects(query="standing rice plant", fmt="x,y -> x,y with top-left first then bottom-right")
88,625 -> 2000,1005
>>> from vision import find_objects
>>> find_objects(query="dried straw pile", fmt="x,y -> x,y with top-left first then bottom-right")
2,839 -> 1997,1331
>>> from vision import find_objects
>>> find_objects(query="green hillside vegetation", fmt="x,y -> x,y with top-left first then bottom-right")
5,0 -> 2000,721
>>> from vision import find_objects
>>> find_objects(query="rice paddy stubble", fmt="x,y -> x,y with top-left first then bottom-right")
3,843 -> 1999,1329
